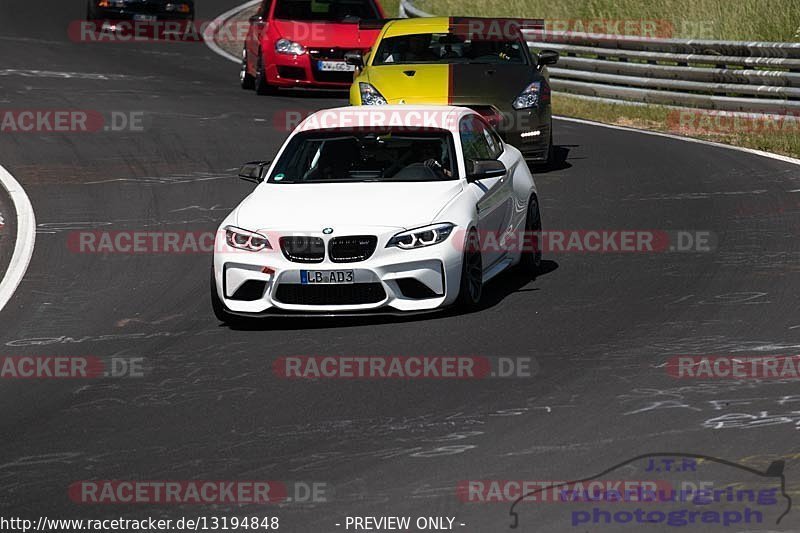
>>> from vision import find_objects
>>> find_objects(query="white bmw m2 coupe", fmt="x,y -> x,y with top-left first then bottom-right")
212,105 -> 541,321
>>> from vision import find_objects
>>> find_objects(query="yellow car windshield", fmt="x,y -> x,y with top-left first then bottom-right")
373,33 -> 527,65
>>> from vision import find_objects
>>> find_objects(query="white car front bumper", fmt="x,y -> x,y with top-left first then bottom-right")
212,227 -> 464,315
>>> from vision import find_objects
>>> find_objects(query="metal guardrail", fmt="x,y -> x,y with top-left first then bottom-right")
398,0 -> 800,114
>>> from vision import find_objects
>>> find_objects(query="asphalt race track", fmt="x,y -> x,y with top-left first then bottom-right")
1,1 -> 800,531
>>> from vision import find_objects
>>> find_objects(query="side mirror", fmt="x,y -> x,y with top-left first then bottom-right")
537,49 -> 559,66
238,160 -> 271,183
248,15 -> 265,24
344,51 -> 364,68
466,159 -> 507,182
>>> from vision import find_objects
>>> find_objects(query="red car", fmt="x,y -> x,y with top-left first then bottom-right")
241,0 -> 385,94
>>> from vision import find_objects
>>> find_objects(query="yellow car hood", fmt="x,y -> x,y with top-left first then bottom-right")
365,64 -> 451,104
366,63 -> 536,107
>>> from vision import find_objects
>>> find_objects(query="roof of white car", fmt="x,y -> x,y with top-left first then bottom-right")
294,105 -> 474,133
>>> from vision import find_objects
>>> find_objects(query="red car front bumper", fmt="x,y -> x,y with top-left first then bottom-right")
264,48 -> 364,89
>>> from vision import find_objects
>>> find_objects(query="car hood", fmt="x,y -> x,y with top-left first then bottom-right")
366,64 -> 450,103
369,63 -> 537,107
234,181 -> 464,232
271,19 -> 380,49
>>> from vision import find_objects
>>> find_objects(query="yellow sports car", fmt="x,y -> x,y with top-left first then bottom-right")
346,17 -> 559,163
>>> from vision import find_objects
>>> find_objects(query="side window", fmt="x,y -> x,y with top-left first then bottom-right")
460,116 -> 500,160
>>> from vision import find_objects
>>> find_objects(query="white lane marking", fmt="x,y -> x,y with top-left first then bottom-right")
0,164 -> 36,313
554,115 -> 800,168
203,0 -> 261,63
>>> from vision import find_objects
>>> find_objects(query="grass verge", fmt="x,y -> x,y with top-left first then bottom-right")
554,94 -> 800,159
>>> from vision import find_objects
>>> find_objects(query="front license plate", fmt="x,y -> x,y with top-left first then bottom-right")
317,61 -> 355,72
133,14 -> 157,22
301,270 -> 355,284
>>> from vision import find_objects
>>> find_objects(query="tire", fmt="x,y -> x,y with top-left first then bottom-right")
456,229 -> 483,309
519,195 -> 543,276
240,47 -> 255,90
254,49 -> 276,95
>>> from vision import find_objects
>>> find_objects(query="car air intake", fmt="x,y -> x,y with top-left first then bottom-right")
328,235 -> 378,263
230,280 -> 267,301
395,278 -> 440,299
277,66 -> 306,80
274,283 -> 386,305
280,236 -> 325,263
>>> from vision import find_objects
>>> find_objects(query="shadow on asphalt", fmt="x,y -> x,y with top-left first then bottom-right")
271,88 -> 350,100
220,260 -> 559,331
528,145 -> 574,174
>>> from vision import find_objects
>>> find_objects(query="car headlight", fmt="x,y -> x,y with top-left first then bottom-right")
359,82 -> 388,106
275,38 -> 306,55
387,223 -> 454,250
225,226 -> 272,252
512,81 -> 543,110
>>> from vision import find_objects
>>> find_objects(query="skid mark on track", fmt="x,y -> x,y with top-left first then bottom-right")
170,204 -> 231,213
0,69 -> 154,81
84,172 -> 228,185
37,216 -> 222,234
622,189 -> 770,201
115,314 -> 184,327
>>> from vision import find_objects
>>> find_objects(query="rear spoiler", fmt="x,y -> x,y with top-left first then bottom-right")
448,17 -> 545,31
360,17 -> 544,31
358,17 -> 545,34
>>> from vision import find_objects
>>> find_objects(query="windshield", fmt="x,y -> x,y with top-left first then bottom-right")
268,129 -> 457,183
273,0 -> 380,22
374,32 -> 528,65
